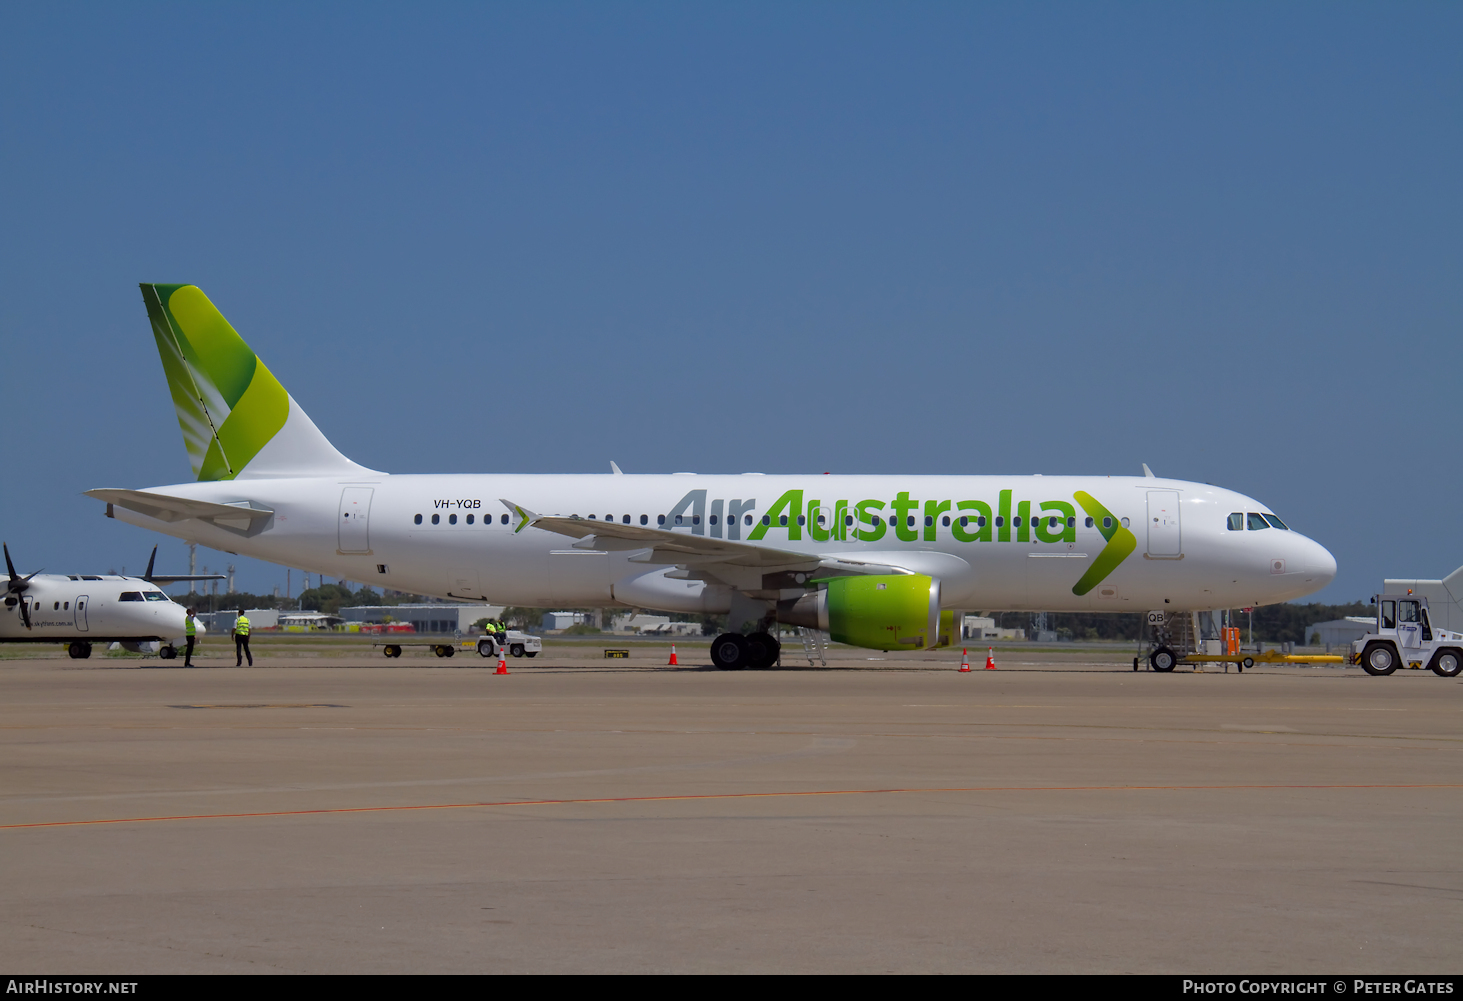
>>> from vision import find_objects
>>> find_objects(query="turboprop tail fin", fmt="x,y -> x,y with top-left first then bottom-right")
140,284 -> 376,480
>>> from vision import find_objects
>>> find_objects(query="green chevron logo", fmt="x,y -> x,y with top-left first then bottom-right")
1071,491 -> 1138,595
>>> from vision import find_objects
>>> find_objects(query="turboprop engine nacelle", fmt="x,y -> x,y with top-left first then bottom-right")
779,574 -> 954,651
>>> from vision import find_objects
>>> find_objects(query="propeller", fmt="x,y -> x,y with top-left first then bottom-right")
3,543 -> 41,630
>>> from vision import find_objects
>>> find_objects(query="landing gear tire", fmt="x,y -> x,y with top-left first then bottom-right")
510,644 -> 525,658
1429,648 -> 1462,678
745,631 -> 780,669
67,641 -> 91,660
1361,642 -> 1398,676
159,644 -> 177,661
711,633 -> 749,670
1150,646 -> 1177,672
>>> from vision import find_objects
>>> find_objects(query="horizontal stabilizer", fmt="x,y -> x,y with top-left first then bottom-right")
86,488 -> 274,528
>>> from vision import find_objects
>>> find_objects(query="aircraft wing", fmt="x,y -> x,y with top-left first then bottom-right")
86,489 -> 275,527
501,499 -> 912,575
145,574 -> 228,585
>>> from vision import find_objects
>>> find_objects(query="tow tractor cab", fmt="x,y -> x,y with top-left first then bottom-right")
1353,594 -> 1463,677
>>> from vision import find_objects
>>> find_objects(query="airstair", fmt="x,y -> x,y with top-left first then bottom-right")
798,626 -> 828,667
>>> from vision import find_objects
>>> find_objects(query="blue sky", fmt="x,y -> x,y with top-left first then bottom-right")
2,2 -> 1459,603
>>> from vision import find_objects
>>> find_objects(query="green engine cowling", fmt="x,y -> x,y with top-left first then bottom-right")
779,574 -> 955,651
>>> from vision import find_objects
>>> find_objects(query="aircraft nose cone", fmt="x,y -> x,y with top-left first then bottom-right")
1304,537 -> 1337,584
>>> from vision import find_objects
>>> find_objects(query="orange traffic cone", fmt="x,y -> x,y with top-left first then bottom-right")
959,648 -> 971,672
984,647 -> 997,670
668,644 -> 679,666
496,654 -> 509,675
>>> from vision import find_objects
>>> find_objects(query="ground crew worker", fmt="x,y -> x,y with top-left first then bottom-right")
233,611 -> 253,666
184,608 -> 197,668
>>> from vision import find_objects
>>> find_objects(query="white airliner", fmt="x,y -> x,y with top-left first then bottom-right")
86,284 -> 1337,669
1,544 -> 220,659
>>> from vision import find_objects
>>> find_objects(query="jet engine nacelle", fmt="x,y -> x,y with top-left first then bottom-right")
779,574 -> 954,651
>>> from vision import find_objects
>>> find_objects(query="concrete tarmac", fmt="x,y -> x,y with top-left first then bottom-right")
2,647 -> 1460,973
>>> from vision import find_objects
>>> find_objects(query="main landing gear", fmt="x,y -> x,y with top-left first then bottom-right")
67,641 -> 92,660
710,631 -> 781,670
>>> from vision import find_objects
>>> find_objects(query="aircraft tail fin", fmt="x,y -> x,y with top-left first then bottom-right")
140,284 -> 376,480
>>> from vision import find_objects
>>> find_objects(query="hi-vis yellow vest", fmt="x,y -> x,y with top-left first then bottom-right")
235,615 -> 251,636
185,617 -> 196,637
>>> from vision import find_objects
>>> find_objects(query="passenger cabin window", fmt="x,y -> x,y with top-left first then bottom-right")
500,514 -> 509,524
119,592 -> 144,601
1227,513 -> 1244,531
414,514 -> 422,525
640,515 -> 648,525
745,514 -> 753,526
1246,513 -> 1269,530
449,514 -> 457,524
1262,514 -> 1289,530
1085,517 -> 1095,528
1380,601 -> 1396,628
466,514 -> 474,524
622,515 -> 630,524
431,514 -> 440,525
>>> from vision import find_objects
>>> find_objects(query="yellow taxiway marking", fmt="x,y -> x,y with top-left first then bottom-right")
4,783 -> 1461,830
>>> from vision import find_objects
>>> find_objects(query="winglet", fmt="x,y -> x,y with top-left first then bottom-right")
499,499 -> 539,534
1142,463 -> 1156,478
610,461 -> 624,475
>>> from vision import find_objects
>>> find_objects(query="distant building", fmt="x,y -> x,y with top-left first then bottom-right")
1306,616 -> 1377,648
339,604 -> 502,635
543,611 -> 591,631
607,613 -> 698,635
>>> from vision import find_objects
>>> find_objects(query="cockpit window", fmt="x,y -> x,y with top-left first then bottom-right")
1246,513 -> 1270,530
1262,514 -> 1289,530
1227,513 -> 1244,531
118,591 -> 144,601
144,592 -> 170,602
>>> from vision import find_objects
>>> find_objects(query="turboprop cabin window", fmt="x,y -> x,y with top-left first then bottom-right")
1262,514 -> 1289,530
1247,513 -> 1269,530
1227,513 -> 1243,531
119,592 -> 144,601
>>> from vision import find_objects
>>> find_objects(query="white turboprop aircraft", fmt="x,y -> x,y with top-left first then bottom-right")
87,284 -> 1337,669
0,543 -> 222,660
